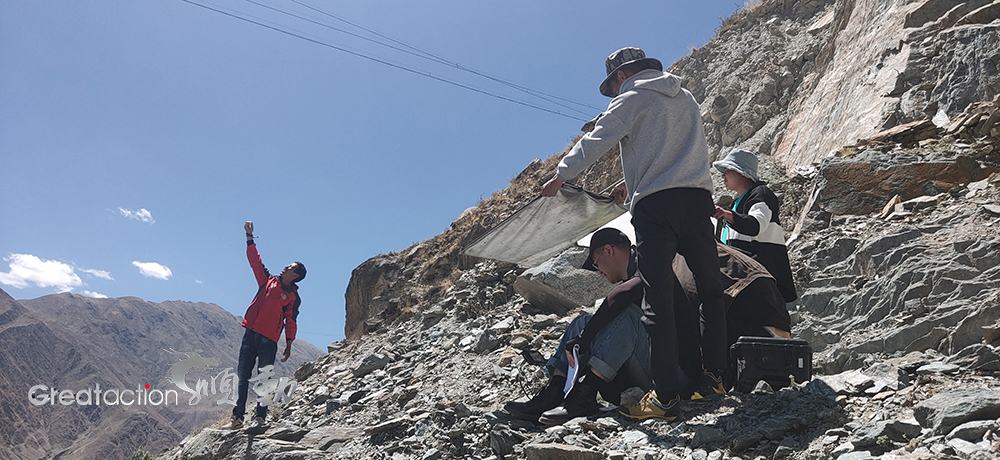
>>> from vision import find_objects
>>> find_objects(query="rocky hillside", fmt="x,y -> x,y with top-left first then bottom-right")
0,289 -> 322,460
343,0 -> 1000,337
159,0 -> 1000,459
160,103 -> 999,460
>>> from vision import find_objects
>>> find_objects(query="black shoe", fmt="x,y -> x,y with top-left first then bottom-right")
504,375 -> 566,421
691,370 -> 726,400
538,370 -> 602,425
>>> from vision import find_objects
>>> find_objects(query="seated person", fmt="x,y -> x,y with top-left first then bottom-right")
672,242 -> 792,392
504,231 -> 794,424
504,228 -> 653,425
712,149 -> 797,303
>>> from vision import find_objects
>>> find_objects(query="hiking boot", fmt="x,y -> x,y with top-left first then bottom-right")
691,370 -> 726,400
221,416 -> 243,430
619,390 -> 680,421
504,375 -> 566,421
246,416 -> 268,434
538,370 -> 602,425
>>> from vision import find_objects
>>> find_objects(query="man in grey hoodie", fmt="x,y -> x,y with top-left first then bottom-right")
541,47 -> 727,420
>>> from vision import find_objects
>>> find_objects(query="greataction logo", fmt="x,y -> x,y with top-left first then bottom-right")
28,350 -> 298,407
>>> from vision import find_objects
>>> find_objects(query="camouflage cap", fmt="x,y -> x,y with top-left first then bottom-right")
599,47 -> 663,97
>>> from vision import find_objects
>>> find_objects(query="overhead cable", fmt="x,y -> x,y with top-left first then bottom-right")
181,0 -> 592,122
282,0 -> 604,114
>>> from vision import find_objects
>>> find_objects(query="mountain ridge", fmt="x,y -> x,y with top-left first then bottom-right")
1,288 -> 323,460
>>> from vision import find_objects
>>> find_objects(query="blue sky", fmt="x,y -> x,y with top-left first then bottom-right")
0,0 -> 740,346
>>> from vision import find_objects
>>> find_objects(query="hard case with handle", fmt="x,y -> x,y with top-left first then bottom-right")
731,336 -> 812,393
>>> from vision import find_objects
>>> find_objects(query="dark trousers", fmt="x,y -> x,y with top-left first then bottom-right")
632,188 -> 727,399
234,328 -> 277,420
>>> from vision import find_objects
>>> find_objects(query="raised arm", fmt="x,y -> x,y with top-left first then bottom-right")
245,221 -> 269,286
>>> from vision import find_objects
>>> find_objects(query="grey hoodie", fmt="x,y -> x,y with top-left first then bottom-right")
557,69 -> 713,212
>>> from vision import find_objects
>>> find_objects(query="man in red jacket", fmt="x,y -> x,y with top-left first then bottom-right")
224,221 -> 305,430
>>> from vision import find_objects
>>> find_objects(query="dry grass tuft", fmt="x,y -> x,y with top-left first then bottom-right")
717,0 -> 768,35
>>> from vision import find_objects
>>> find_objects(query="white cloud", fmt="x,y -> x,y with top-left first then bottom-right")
132,261 -> 172,280
79,268 -> 114,281
82,290 -> 108,299
118,207 -> 155,224
0,254 -> 83,292
195,279 -> 203,284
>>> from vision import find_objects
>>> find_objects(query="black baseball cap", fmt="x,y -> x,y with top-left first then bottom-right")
582,228 -> 632,271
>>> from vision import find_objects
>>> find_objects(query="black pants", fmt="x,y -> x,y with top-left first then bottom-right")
233,329 -> 277,420
632,188 -> 727,399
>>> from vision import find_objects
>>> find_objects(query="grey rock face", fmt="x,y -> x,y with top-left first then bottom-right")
353,352 -> 393,377
691,426 -> 726,447
298,426 -> 363,451
513,246 -> 608,315
947,419 -> 999,442
489,427 -> 527,457
523,443 -> 603,460
913,388 -> 1000,435
861,362 -> 910,394
789,173 -> 1000,374
916,362 -> 961,375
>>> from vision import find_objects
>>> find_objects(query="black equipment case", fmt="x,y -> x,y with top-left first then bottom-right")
731,336 -> 812,393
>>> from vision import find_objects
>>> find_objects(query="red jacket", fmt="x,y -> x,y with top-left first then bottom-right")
242,242 -> 297,343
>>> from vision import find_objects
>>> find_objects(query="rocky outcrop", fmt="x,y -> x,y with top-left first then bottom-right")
512,246 -> 608,316
790,159 -> 1000,374
795,150 -> 994,230
670,0 -> 834,162
668,0 -> 1000,170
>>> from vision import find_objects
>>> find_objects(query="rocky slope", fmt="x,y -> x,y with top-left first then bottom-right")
160,0 -> 1000,459
159,129 -> 999,460
0,289 -> 322,460
343,0 -> 1000,337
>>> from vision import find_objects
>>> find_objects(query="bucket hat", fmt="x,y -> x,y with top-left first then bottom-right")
599,47 -> 663,97
712,148 -> 760,183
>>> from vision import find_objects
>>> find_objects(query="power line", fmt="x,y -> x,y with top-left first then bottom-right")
244,0 -> 599,116
280,0 -> 604,115
180,0 -> 592,122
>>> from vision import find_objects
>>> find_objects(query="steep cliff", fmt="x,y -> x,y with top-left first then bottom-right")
672,0 -> 1000,169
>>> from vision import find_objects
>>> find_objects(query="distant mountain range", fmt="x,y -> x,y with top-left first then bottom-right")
0,288 -> 323,460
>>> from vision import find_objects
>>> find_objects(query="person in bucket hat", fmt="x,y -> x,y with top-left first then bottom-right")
599,47 -> 663,98
541,47 -> 728,421
712,149 -> 797,303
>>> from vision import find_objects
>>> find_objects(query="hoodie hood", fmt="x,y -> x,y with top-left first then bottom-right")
620,69 -> 682,98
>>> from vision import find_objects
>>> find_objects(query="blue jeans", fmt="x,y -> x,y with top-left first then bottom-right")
234,329 -> 277,420
547,304 -> 653,390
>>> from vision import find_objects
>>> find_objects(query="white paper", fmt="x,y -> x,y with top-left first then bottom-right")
563,344 -> 580,396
